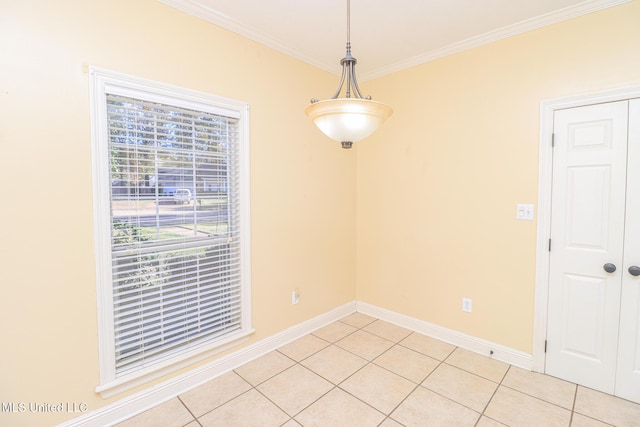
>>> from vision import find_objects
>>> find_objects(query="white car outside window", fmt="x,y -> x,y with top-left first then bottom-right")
173,189 -> 192,204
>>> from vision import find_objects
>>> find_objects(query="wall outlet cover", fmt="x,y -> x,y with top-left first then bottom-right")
462,297 -> 472,313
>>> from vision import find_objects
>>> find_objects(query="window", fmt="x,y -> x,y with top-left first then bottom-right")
90,68 -> 252,394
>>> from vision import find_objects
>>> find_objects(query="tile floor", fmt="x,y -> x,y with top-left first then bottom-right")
116,312 -> 640,427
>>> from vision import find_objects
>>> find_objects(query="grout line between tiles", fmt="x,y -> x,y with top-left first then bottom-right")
415,352 -> 496,424
498,382 -> 575,413
334,378 -> 394,418
378,374 -> 424,425
192,387 -> 256,423
395,332 -> 457,361
476,364 -> 510,426
568,382 -> 578,427
569,385 -> 617,426
176,395 -> 202,427
233,350 -> 298,389
251,379 -> 296,420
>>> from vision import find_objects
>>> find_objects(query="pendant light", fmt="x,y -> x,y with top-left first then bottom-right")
304,0 -> 393,149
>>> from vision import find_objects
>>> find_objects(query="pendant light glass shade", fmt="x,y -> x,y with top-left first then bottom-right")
304,98 -> 393,149
305,0 -> 393,149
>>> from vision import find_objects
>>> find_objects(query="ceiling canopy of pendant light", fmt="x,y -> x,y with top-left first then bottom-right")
304,0 -> 393,149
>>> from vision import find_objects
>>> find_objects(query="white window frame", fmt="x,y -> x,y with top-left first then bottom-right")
89,67 -> 252,397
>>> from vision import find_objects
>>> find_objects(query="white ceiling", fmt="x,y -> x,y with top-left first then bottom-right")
158,0 -> 629,81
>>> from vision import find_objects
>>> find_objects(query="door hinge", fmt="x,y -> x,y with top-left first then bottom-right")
548,238 -> 552,251
551,133 -> 555,147
544,340 -> 548,353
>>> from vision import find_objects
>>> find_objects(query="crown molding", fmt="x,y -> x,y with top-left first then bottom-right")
158,0 -> 630,82
359,0 -> 631,81
156,0 -> 338,75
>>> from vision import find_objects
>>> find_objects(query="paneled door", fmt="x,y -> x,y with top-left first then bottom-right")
616,99 -> 640,403
546,99 -> 640,403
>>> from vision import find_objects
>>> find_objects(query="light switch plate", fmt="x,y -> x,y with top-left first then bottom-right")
516,204 -> 535,220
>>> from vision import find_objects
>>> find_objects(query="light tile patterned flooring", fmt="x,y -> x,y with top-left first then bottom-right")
117,313 -> 640,427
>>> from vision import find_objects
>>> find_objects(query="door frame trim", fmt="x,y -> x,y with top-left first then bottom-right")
533,84 -> 640,373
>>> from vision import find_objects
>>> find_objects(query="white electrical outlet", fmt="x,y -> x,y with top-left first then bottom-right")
291,290 -> 299,305
462,297 -> 472,313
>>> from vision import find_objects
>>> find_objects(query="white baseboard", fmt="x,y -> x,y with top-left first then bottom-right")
356,301 -> 533,370
58,301 -> 357,427
60,299 -> 532,426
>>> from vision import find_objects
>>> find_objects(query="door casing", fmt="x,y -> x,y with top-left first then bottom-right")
533,84 -> 640,373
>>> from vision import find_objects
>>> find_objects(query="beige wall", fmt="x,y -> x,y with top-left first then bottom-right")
0,1 -> 355,425
357,1 -> 640,354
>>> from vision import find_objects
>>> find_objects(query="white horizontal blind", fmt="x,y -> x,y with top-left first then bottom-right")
106,93 -> 243,375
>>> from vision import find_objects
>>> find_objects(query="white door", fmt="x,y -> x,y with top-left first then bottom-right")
546,99 -> 640,403
616,99 -> 640,403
